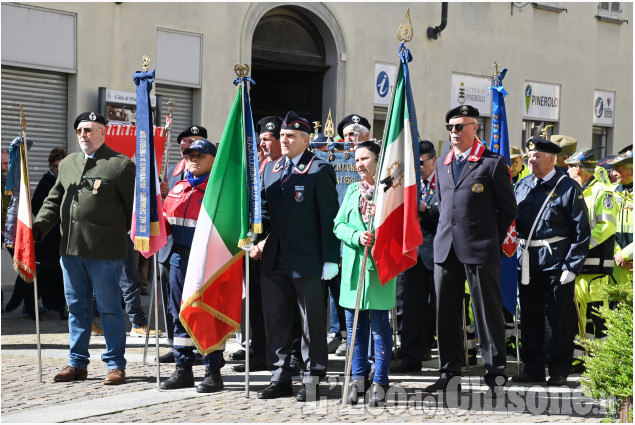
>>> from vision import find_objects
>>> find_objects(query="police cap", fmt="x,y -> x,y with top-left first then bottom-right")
282,111 -> 311,134
445,105 -> 479,123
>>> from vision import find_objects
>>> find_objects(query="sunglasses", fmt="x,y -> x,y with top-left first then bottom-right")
445,123 -> 476,131
76,127 -> 95,135
420,158 -> 433,165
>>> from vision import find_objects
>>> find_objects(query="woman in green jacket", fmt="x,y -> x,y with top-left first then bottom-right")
334,140 -> 396,406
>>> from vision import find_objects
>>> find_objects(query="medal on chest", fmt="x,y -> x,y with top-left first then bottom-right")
93,179 -> 102,195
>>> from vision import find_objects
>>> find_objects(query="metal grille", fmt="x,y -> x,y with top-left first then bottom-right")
155,84 -> 193,174
1,66 -> 68,194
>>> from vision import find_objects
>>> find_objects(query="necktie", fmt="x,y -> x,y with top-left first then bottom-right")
535,178 -> 543,188
422,179 -> 429,196
281,160 -> 293,186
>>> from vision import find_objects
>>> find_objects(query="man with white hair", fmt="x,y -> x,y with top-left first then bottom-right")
513,137 -> 590,386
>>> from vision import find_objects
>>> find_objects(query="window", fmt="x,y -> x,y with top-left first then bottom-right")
596,2 -> 626,23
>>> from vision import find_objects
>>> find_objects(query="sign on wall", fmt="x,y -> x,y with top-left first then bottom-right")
450,73 -> 492,116
592,90 -> 615,127
523,81 -> 560,121
374,63 -> 397,107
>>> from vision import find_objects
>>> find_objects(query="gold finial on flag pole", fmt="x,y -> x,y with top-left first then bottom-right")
397,9 -> 414,42
234,64 -> 250,77
20,104 -> 27,133
491,60 -> 501,77
323,109 -> 335,142
142,55 -> 151,71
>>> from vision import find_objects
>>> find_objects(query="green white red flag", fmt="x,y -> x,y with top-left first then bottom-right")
14,143 -> 36,283
180,86 -> 252,354
371,46 -> 422,284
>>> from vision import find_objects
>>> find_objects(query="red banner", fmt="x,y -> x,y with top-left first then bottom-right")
105,124 -> 166,166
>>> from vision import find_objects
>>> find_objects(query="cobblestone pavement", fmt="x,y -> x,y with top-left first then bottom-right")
1,305 -> 607,423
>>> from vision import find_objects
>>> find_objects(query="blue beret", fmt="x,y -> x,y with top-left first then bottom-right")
525,138 -> 561,155
183,139 -> 217,156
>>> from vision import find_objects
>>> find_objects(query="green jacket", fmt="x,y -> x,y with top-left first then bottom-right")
33,143 -> 135,260
334,182 -> 396,311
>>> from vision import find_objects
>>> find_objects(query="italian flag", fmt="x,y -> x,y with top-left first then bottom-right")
371,64 -> 422,284
180,87 -> 250,354
14,143 -> 36,283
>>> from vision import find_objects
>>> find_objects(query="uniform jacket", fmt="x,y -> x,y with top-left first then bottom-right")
260,150 -> 340,278
515,168 -> 590,275
334,182 -> 396,310
418,173 -> 439,270
434,141 -> 517,264
611,183 -> 633,285
33,143 -> 135,260
158,159 -> 187,263
162,176 -> 207,249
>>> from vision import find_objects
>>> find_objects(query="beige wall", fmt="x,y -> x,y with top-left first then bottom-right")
15,2 -> 635,153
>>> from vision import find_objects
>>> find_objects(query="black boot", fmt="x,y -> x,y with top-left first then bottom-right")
160,366 -> 194,389
346,381 -> 368,405
196,369 -> 224,393
368,383 -> 389,407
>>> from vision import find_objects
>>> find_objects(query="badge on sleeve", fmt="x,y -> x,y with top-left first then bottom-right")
93,179 -> 102,194
603,193 -> 614,209
471,183 -> 484,193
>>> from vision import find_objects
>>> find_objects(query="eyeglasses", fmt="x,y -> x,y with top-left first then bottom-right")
76,127 -> 93,135
420,157 -> 433,165
445,123 -> 476,132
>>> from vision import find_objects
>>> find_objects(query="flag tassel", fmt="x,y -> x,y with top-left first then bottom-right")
134,236 -> 150,252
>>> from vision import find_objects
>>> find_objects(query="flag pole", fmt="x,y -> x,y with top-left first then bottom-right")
153,255 -> 161,389
19,105 -> 42,383
241,76 -> 252,398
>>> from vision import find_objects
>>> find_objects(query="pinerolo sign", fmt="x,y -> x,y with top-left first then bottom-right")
523,81 -> 560,121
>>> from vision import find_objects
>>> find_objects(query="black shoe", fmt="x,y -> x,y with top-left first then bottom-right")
484,375 -> 508,393
547,375 -> 567,386
570,362 -> 586,374
257,381 -> 293,399
346,381 -> 368,406
389,361 -> 422,373
289,356 -> 304,375
368,383 -> 389,407
197,370 -> 224,393
160,366 -> 194,389
157,350 -> 176,364
424,373 -> 461,393
511,372 -> 546,383
232,359 -> 267,372
421,347 -> 432,361
194,352 -> 204,366
229,349 -> 246,361
296,383 -> 319,402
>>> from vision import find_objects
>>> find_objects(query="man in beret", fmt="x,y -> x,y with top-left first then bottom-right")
256,116 -> 283,174
551,134 -> 577,171
565,149 -> 618,373
257,111 -> 340,402
513,138 -> 590,386
337,114 -> 372,144
510,146 -> 530,187
157,124 -> 207,363
608,148 -> 633,289
427,104 -> 517,394
33,112 -> 135,385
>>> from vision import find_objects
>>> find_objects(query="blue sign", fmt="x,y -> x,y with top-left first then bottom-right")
312,149 -> 359,205
376,71 -> 389,98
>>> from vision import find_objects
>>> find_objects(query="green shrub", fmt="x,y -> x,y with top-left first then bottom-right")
581,281 -> 633,422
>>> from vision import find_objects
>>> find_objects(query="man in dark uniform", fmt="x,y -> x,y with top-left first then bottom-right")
157,125 -> 207,362
257,111 -> 340,402
513,138 -> 590,386
392,140 -> 439,372
33,112 -> 135,385
426,105 -> 517,393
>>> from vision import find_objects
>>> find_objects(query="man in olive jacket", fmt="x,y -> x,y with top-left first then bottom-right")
33,112 -> 135,385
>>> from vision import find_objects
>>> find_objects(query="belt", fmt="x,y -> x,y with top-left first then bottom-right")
518,236 -> 566,255
172,244 -> 191,258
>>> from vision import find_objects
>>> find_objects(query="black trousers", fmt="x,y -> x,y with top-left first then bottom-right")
396,256 -> 435,363
518,270 -> 576,378
260,255 -> 327,384
434,246 -> 506,378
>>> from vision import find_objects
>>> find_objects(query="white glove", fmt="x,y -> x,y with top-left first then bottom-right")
321,262 -> 339,280
560,270 -> 576,285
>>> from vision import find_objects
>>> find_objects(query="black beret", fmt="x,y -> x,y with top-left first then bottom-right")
177,125 -> 208,144
282,111 -> 311,134
337,114 -> 371,139
525,137 -> 562,155
74,112 -> 107,129
445,105 -> 479,123
255,116 -> 283,137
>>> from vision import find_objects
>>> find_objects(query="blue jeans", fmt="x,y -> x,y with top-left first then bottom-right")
345,308 -> 392,385
61,255 -> 127,370
118,237 -> 146,328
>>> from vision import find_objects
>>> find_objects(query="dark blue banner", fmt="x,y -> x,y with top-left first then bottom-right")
399,43 -> 422,204
311,148 -> 358,205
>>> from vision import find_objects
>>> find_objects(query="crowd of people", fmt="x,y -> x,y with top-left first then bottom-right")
2,105 -> 632,407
